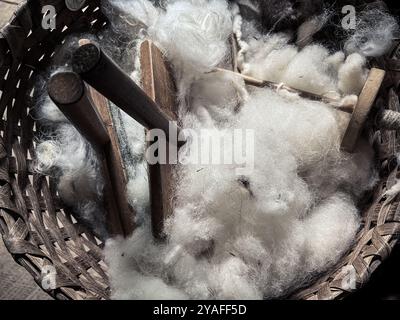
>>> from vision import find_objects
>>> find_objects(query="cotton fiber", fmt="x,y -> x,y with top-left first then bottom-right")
239,33 -> 368,96
45,0 -> 378,300
35,119 -> 107,238
344,7 -> 400,58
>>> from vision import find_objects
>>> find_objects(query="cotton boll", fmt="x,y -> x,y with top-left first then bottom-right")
338,53 -> 368,95
303,194 -> 360,271
344,8 -> 400,58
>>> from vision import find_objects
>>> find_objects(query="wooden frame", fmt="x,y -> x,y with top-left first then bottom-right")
140,40 -> 179,239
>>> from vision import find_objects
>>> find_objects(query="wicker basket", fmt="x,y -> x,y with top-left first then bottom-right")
0,0 -> 399,300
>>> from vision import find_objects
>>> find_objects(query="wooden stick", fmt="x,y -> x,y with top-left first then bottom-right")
89,87 -> 136,236
341,68 -> 386,152
230,34 -> 239,72
47,71 -> 127,237
71,39 -> 183,146
140,40 -> 178,240
47,71 -> 109,153
213,68 -> 356,113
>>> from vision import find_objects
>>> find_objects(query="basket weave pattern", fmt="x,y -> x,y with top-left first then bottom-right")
0,0 -> 399,300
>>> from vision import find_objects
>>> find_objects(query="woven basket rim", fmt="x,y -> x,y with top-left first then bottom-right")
0,0 -> 399,300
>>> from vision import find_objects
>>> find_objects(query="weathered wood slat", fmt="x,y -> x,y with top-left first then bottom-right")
140,40 -> 178,240
47,71 -> 127,237
89,87 -> 136,237
341,68 -> 386,152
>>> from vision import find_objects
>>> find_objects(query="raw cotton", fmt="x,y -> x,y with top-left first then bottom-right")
237,30 -> 368,96
344,7 -> 400,58
35,105 -> 107,238
104,0 -> 377,300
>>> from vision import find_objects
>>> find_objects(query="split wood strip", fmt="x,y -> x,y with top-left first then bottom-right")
341,68 -> 386,152
47,71 -> 125,237
230,34 -> 239,72
140,40 -> 178,240
89,87 -> 136,237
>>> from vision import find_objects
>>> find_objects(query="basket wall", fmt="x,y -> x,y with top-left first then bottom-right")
0,0 -> 399,300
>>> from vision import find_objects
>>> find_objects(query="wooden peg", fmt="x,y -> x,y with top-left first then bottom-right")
71,39 -> 183,146
47,71 -> 135,237
140,40 -> 178,240
341,68 -> 386,152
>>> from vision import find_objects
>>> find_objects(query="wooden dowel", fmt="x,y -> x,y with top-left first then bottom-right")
47,71 -> 109,153
71,39 -> 183,146
47,71 -> 126,237
214,68 -> 356,113
341,68 -> 386,152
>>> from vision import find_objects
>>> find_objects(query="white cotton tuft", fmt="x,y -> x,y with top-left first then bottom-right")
188,70 -> 248,123
35,122 -> 106,238
209,257 -> 262,300
148,0 -> 233,92
107,0 -> 160,28
105,231 -> 188,300
338,53 -> 368,95
344,8 -> 400,58
239,33 -> 369,97
35,96 -> 68,124
281,45 -> 338,95
240,34 -> 298,83
385,179 -> 400,198
304,194 -> 360,271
